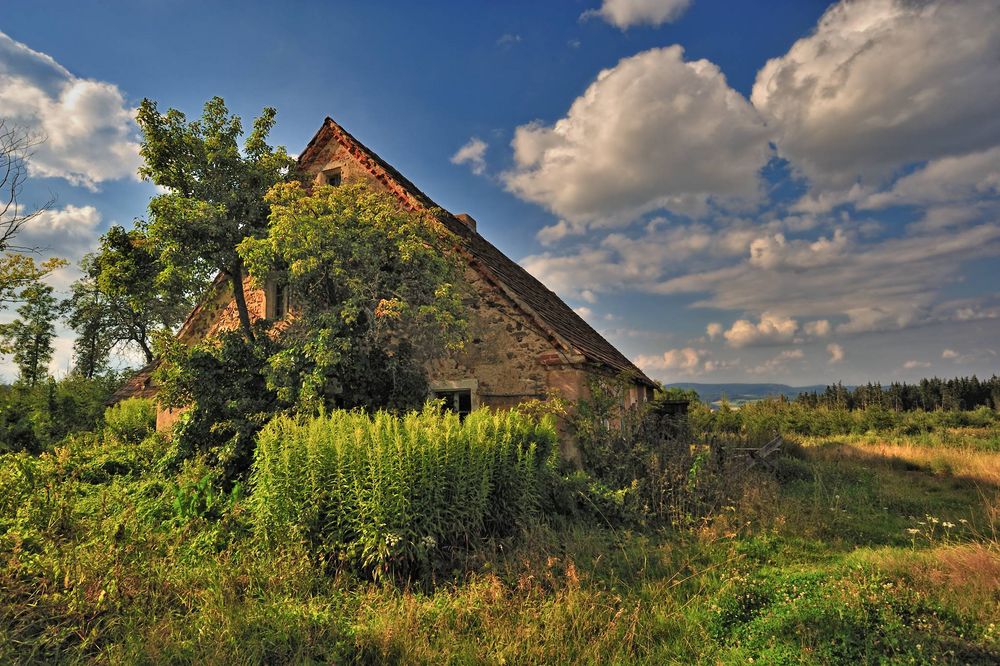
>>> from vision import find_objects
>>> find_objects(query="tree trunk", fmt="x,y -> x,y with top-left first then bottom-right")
138,336 -> 154,365
229,262 -> 256,342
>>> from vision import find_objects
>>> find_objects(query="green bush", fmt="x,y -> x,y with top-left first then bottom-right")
249,405 -> 557,581
103,398 -> 156,445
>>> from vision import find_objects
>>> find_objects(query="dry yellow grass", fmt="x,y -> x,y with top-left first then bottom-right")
803,434 -> 1000,487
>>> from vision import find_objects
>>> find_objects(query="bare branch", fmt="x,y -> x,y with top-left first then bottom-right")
0,118 -> 54,253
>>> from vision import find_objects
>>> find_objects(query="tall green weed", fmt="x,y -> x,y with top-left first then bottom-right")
249,405 -> 557,581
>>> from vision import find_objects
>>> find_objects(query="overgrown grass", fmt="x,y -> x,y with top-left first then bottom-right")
1,404 -> 999,663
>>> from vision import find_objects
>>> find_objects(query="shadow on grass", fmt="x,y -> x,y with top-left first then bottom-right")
772,441 -> 999,550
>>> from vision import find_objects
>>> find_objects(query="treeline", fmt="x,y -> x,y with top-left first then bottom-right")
689,398 -> 999,439
795,375 -> 1000,412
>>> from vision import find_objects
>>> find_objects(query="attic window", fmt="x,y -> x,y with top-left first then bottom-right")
322,168 -> 342,186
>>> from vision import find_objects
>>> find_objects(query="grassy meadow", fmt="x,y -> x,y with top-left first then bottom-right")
1,404 -> 999,664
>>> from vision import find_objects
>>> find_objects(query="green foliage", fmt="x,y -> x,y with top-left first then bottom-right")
103,397 -> 156,445
173,473 -> 244,523
568,373 -> 739,527
695,397 -> 1000,438
249,405 -> 556,581
137,96 -> 297,339
238,180 -> 467,412
64,270 -> 116,377
0,374 -> 124,453
157,325 -> 285,481
1,410 -> 998,663
709,565 -> 990,663
0,281 -> 64,386
66,225 -> 195,370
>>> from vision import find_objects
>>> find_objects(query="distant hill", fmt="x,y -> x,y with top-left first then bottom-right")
665,382 -> 834,406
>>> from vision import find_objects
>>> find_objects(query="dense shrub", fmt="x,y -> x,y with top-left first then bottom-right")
103,397 -> 157,445
249,405 -> 557,581
568,375 -> 749,527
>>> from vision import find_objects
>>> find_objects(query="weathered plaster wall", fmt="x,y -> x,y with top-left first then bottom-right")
427,268 -> 552,407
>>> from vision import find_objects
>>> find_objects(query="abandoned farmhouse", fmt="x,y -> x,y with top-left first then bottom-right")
114,117 -> 656,432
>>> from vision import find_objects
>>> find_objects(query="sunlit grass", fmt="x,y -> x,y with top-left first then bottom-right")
3,420 -> 1000,663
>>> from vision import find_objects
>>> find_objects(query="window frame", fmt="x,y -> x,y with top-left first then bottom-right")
429,379 -> 479,419
321,167 -> 342,187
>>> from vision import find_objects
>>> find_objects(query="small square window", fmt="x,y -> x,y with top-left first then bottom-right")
434,389 -> 473,420
322,168 -> 342,187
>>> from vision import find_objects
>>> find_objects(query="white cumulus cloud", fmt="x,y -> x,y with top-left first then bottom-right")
635,346 -> 706,374
861,146 -> 1000,209
723,312 -> 798,348
584,0 -> 692,29
503,46 -> 772,233
804,320 -> 831,337
0,31 -> 141,190
827,343 -> 845,364
450,137 -> 488,175
749,348 -> 804,376
751,0 -> 1000,189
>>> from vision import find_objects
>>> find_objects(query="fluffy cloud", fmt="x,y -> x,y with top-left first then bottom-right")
656,223 -> 1000,332
723,312 -> 798,348
903,360 -> 931,369
751,0 -> 1000,189
804,320 -> 831,337
635,346 -> 706,374
503,46 -> 771,232
942,349 -> 958,360
450,137 -> 488,175
748,348 -> 804,376
521,217 -> 779,298
827,343 -> 845,364
584,0 -> 692,29
861,146 -> 1000,209
705,322 -> 722,339
14,204 -> 104,291
0,31 -> 141,190
748,230 -> 849,270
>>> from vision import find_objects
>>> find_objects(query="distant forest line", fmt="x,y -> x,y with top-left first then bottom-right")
793,375 -> 1000,412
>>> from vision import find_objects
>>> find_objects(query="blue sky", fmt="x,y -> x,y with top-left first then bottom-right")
2,0 -> 999,385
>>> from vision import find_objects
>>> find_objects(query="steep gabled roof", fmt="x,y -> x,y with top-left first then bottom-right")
300,118 -> 654,386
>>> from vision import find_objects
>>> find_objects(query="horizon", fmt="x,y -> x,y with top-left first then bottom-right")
2,0 -> 999,386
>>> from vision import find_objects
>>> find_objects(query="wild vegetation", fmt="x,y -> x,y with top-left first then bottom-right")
1,394 -> 998,663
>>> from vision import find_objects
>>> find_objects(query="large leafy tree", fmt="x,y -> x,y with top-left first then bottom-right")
238,181 -> 467,411
65,225 -> 193,369
1,282 -> 63,386
135,97 -> 295,341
